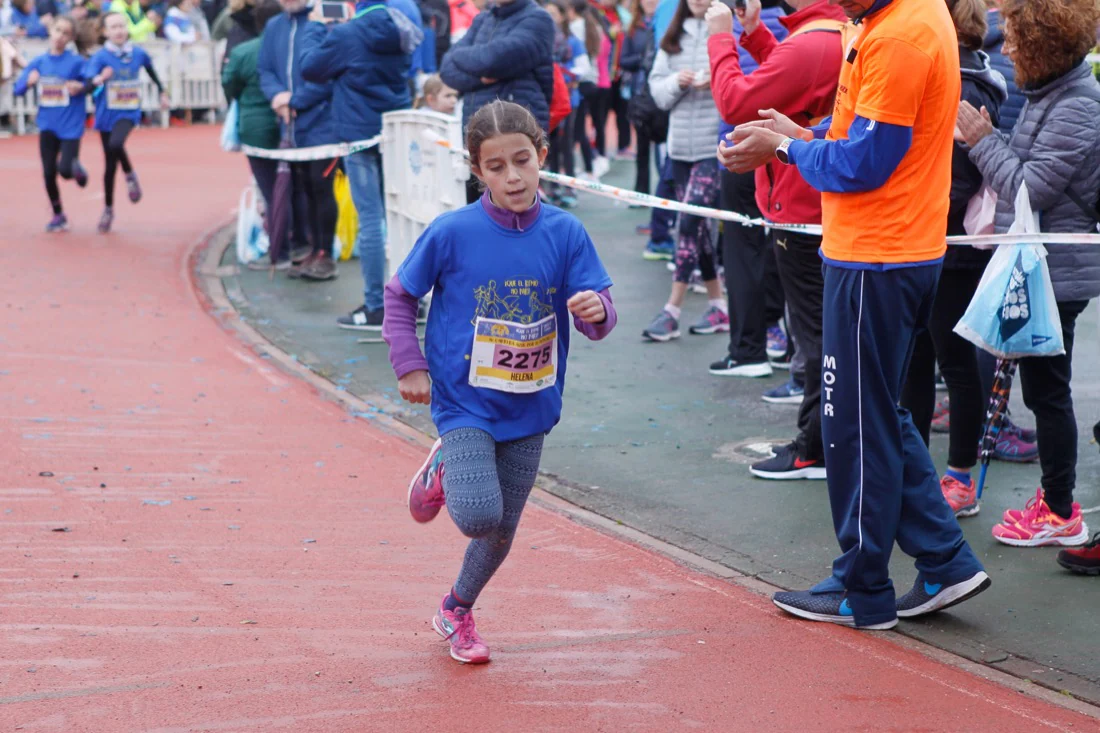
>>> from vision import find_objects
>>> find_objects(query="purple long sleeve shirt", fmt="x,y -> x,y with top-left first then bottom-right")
383,192 -> 617,379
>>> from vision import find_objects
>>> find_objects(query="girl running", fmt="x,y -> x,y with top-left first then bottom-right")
13,16 -> 89,232
382,100 -> 616,664
84,12 -> 169,234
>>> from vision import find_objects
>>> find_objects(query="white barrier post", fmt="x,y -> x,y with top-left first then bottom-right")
380,110 -> 469,273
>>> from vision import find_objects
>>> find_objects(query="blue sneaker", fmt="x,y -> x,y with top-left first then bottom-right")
643,239 -> 675,261
642,309 -> 680,342
896,571 -> 990,619
766,324 -> 788,360
762,378 -> 804,405
772,589 -> 898,630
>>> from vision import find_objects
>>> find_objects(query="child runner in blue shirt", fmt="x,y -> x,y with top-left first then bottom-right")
13,16 -> 90,233
84,12 -> 169,234
382,100 -> 617,665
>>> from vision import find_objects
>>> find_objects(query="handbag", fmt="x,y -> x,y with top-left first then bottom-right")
221,100 -> 241,153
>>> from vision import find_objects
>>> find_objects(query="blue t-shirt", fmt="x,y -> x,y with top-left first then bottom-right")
14,51 -> 87,140
397,202 -> 613,442
85,46 -> 153,131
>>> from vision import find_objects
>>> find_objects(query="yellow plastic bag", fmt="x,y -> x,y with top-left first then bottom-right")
334,168 -> 358,261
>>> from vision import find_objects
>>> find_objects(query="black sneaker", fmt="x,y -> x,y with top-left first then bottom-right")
773,589 -> 898,630
337,305 -> 383,331
896,571 -> 991,618
750,442 -> 826,480
709,355 -> 773,378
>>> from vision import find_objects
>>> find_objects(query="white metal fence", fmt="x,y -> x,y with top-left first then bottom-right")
0,38 -> 225,134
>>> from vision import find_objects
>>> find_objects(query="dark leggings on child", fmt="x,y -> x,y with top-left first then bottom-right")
40,131 -> 81,215
441,428 -> 544,605
575,83 -> 598,173
100,119 -> 135,208
900,267 -> 986,468
292,159 -> 338,258
671,158 -> 719,283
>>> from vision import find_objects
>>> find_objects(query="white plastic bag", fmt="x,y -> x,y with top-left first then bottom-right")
236,182 -> 269,264
221,100 -> 241,153
954,184 -> 1064,358
963,183 -> 997,243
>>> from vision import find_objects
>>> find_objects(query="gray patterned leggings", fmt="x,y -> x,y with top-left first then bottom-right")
441,427 -> 544,604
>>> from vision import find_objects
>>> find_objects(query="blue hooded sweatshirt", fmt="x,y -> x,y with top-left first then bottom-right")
300,1 -> 413,142
258,6 -> 337,148
14,50 -> 87,139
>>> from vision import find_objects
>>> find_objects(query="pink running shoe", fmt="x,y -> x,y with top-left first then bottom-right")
941,474 -> 979,518
992,488 -> 1090,547
407,439 -> 445,523
432,598 -> 490,664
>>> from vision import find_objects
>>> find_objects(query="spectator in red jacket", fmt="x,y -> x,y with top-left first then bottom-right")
707,0 -> 846,481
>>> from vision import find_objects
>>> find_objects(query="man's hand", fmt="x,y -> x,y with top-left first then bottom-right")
271,90 -> 292,122
738,108 -> 811,140
677,69 -> 696,89
704,0 -> 733,36
718,125 -> 786,174
26,69 -> 40,86
398,370 -> 431,404
480,76 -> 497,85
736,0 -> 762,35
567,290 -> 606,324
955,100 -> 993,147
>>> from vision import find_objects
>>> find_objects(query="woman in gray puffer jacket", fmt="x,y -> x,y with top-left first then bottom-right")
641,0 -> 724,343
956,0 -> 1100,548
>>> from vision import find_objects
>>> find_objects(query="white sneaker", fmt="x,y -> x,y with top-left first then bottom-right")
593,156 -> 611,179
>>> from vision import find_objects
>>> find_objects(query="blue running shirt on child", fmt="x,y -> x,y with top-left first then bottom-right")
397,202 -> 612,442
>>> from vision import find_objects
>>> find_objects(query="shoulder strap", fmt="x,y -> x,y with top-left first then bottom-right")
1029,83 -> 1100,224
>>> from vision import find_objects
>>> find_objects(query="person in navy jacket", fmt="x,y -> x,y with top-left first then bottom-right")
440,0 -> 555,135
13,15 -> 89,232
301,0 -> 413,331
258,0 -> 339,281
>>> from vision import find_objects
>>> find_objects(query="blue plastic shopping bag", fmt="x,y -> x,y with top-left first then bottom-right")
955,184 -> 1064,359
236,182 -> 270,264
221,100 -> 242,153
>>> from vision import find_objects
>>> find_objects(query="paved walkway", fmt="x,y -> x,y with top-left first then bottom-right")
1,128 -> 1097,731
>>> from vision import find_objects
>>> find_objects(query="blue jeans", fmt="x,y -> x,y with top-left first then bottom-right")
345,150 -> 386,312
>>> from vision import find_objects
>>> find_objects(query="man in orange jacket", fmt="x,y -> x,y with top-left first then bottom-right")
707,0 -> 845,481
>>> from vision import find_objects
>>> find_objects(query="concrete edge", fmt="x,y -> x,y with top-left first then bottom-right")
187,221 -> 1100,722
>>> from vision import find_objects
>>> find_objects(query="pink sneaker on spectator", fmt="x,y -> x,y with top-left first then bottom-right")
941,474 -> 979,518
407,439 -> 445,523
992,488 -> 1089,547
432,598 -> 491,664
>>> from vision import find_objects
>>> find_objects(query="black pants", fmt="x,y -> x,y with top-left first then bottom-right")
592,83 -> 628,157
634,126 -> 652,194
100,119 -> 135,208
1018,299 -> 1089,515
40,131 -> 81,215
900,267 -> 985,468
773,230 -> 825,460
247,156 -> 290,263
720,169 -> 770,364
548,110 -> 576,181
291,159 -> 337,259
575,83 -> 597,173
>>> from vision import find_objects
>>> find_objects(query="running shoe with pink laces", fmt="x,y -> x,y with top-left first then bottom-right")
992,488 -> 1090,547
407,439 -> 445,523
940,474 -> 979,518
432,598 -> 491,664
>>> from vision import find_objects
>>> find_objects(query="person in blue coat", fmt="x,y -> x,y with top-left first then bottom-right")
258,0 -> 339,281
84,11 -> 169,235
440,0 -> 555,203
388,0 -> 432,91
440,0 -> 555,134
11,0 -> 49,37
983,5 -> 1024,135
301,0 -> 413,330
13,15 -> 89,232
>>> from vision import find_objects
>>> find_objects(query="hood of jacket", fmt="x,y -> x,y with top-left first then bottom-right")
960,48 -> 1007,105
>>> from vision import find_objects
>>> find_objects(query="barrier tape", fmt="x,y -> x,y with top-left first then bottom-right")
238,129 -> 1100,247
240,135 -> 381,161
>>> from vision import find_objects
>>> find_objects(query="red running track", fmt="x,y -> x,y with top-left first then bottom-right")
0,128 -> 1096,732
